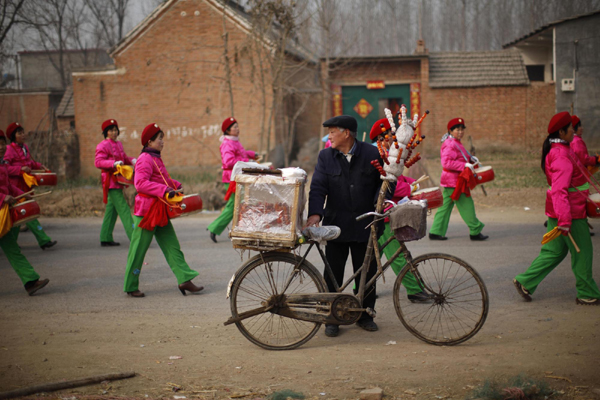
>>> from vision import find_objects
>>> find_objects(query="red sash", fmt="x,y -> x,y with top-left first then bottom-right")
137,193 -> 170,231
101,169 -> 117,204
224,181 -> 236,201
451,168 -> 477,201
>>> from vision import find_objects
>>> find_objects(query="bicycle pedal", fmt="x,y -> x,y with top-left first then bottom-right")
365,307 -> 376,318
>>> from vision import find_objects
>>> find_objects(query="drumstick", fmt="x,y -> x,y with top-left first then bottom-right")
568,232 -> 581,253
413,175 -> 430,185
31,191 -> 53,199
14,190 -> 34,200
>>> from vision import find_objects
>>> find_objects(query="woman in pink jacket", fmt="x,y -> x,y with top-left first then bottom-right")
570,115 -> 598,167
4,122 -> 57,250
429,118 -> 487,241
95,119 -> 135,247
123,123 -> 203,298
0,129 -> 49,295
514,112 -> 600,306
207,117 -> 256,243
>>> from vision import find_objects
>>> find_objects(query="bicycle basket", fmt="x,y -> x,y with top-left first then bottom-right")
388,200 -> 428,242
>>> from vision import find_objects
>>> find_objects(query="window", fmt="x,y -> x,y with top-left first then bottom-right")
526,65 -> 545,82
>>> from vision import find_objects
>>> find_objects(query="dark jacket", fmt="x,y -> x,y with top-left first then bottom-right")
308,140 -> 387,243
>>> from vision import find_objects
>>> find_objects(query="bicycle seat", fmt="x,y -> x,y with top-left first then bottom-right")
302,226 -> 341,242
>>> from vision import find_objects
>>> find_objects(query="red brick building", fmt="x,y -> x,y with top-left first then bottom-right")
327,48 -> 555,155
73,0 -> 320,177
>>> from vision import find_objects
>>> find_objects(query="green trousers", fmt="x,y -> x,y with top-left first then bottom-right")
430,187 -> 484,236
124,216 -> 199,292
378,223 -> 422,295
13,218 -> 52,247
207,183 -> 234,236
100,189 -> 134,242
515,218 -> 600,300
0,227 -> 40,285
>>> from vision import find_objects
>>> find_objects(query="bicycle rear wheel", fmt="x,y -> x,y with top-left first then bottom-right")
230,252 -> 327,350
393,253 -> 489,345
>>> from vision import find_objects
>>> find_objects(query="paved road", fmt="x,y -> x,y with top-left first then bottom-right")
1,210 -> 599,398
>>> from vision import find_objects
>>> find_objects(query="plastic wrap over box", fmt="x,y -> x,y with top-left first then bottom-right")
389,200 -> 428,242
230,171 -> 306,250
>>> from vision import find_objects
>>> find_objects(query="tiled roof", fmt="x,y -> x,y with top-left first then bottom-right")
503,10 -> 600,48
428,49 -> 529,88
57,85 -> 74,117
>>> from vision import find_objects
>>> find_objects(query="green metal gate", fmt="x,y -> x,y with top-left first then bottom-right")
341,84 -> 411,142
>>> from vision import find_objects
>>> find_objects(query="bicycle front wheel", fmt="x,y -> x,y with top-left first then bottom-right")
393,253 -> 489,345
230,252 -> 327,350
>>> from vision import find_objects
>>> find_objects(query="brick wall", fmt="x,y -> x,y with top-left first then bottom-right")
74,0 -> 302,177
328,56 -> 555,155
0,92 -> 53,133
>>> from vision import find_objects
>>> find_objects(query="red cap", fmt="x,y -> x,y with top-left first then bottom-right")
572,115 -> 581,128
221,117 -> 237,133
141,123 -> 162,146
102,119 -> 119,132
6,122 -> 22,141
447,118 -> 465,131
548,112 -> 571,134
369,118 -> 391,140
0,130 -> 5,139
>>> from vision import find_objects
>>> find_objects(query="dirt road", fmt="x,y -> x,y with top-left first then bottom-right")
1,203 -> 599,399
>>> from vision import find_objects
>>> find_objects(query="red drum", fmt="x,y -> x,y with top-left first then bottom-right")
10,200 -> 41,226
410,187 -> 443,210
32,172 -> 57,186
167,194 -> 203,219
115,175 -> 134,186
586,193 -> 600,219
474,166 -> 494,185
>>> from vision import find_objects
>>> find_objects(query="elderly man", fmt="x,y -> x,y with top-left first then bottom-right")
306,115 -> 386,337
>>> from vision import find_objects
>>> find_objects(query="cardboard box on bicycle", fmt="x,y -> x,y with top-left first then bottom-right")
229,168 -> 306,251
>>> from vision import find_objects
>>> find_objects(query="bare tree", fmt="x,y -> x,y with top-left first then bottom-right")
83,0 -> 131,47
0,0 -> 27,47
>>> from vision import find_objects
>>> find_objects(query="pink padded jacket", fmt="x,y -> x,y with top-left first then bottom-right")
544,143 -> 589,227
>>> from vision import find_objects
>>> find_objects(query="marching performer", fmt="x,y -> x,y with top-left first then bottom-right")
429,118 -> 488,241
369,119 -> 432,302
514,112 -> 600,306
570,115 -> 598,167
207,117 -> 257,243
0,129 -> 49,295
95,119 -> 135,247
123,123 -> 203,298
3,122 -> 57,250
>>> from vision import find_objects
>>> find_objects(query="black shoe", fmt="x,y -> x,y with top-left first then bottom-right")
324,324 -> 339,337
25,278 -> 49,296
101,241 -> 121,247
209,232 -> 217,243
40,240 -> 57,250
356,319 -> 378,332
429,233 -> 448,241
591,232 -> 595,237
470,233 -> 489,241
513,279 -> 532,302
543,220 -> 548,228
407,291 -> 434,303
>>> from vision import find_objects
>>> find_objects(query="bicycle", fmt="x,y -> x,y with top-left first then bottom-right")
224,181 -> 489,350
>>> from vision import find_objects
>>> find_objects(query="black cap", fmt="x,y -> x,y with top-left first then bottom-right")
322,115 -> 357,132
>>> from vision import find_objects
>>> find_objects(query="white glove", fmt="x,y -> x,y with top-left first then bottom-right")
410,183 -> 420,193
557,226 -> 570,235
131,158 -> 137,165
113,161 -> 124,167
471,156 -> 479,165
465,163 -> 475,173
